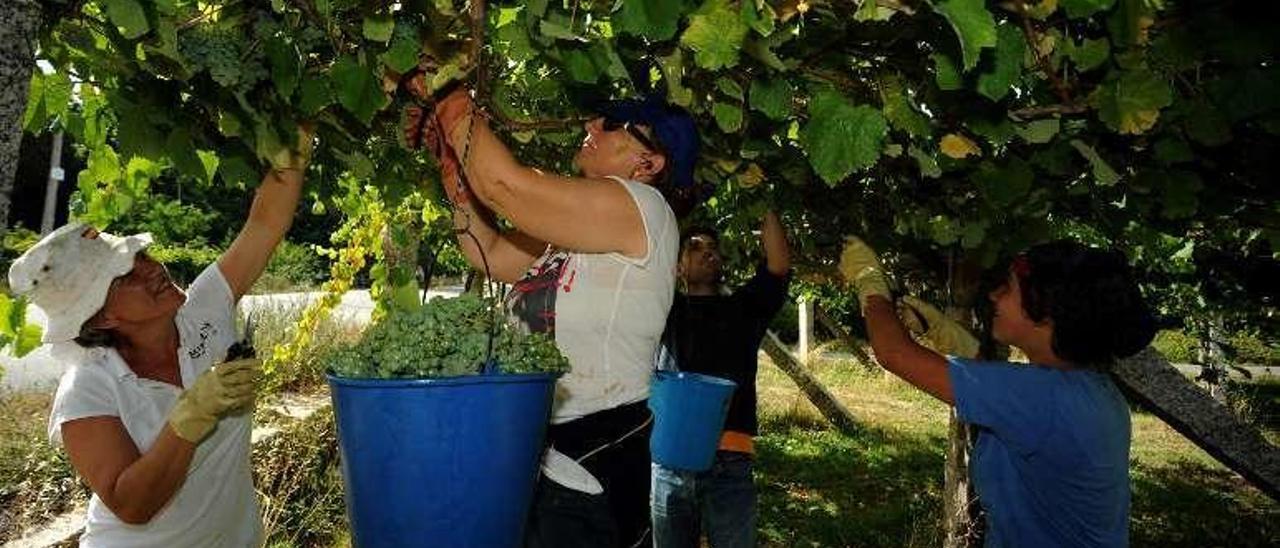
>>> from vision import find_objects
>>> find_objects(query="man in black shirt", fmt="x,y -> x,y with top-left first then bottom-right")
651,210 -> 791,548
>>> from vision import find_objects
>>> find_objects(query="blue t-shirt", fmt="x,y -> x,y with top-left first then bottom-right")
948,357 -> 1131,548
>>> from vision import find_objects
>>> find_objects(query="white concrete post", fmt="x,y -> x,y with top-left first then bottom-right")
798,297 -> 814,361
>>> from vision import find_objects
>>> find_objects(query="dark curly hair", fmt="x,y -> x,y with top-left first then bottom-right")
1015,240 -> 1156,367
679,226 -> 719,254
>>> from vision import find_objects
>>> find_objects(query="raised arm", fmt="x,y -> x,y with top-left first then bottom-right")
437,91 -> 648,258
841,237 -> 953,404
761,209 -> 790,276
218,130 -> 312,301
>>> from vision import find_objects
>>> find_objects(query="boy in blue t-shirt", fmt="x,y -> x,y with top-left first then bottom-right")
841,238 -> 1156,547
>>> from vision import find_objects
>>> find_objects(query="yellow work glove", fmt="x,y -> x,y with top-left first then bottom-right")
897,296 -> 980,359
268,124 -> 316,172
839,236 -> 891,309
168,359 -> 260,443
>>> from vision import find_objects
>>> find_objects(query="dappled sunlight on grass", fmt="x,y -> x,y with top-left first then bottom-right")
754,352 -> 1280,547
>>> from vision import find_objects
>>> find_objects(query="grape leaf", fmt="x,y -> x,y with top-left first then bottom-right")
1153,137 -> 1193,165
1069,139 -> 1120,185
972,158 -> 1033,207
22,71 -> 45,132
104,0 -> 150,39
331,56 -> 389,125
741,0 -> 777,36
932,0 -> 998,71
265,38 -> 301,99
1063,37 -> 1110,72
717,77 -> 744,101
659,49 -> 694,107
977,24 -> 1026,101
680,0 -> 748,70
1183,100 -> 1232,146
299,76 -> 333,114
218,155 -> 259,188
940,133 -> 981,159
749,78 -> 791,120
801,90 -> 887,186
1061,0 -> 1115,19
909,145 -> 942,178
713,101 -> 743,133
362,14 -> 395,42
166,127 -> 206,181
1015,119 -> 1060,144
1160,170 -> 1202,219
1092,67 -> 1173,134
933,53 -> 963,90
614,0 -> 684,40
880,74 -> 930,137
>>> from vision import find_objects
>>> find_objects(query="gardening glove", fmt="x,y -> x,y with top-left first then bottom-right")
432,87 -> 476,143
897,295 -> 980,359
839,236 -> 891,309
168,359 -> 260,443
540,447 -> 604,495
404,106 -> 471,206
268,123 -> 316,172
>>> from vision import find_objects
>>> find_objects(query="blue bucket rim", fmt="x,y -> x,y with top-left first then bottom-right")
327,371 -> 561,388
653,370 -> 737,388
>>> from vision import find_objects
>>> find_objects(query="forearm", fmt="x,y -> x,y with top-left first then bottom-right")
218,168 -> 305,299
864,295 -> 954,403
451,201 -> 543,283
761,210 -> 790,276
447,112 -> 535,216
452,202 -> 502,273
245,168 -> 304,238
105,428 -> 196,524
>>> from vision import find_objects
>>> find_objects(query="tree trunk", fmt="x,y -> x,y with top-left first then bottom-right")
943,413 -> 984,547
814,306 -> 876,370
1114,347 -> 1280,501
942,258 -> 987,548
761,330 -> 859,434
0,0 -> 41,228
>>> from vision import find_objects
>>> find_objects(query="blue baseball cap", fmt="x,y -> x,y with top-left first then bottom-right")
600,96 -> 700,189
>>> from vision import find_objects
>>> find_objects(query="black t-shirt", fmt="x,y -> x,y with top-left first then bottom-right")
661,265 -> 790,436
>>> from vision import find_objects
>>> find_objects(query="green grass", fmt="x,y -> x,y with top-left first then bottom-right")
0,392 -> 84,544
753,354 -> 1280,547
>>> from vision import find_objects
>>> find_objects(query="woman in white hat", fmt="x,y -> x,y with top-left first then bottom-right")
7,135 -> 311,547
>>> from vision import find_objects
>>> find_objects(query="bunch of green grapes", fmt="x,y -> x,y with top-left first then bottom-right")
178,23 -> 267,90
328,294 -> 570,379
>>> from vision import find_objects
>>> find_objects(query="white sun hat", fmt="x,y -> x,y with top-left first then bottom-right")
7,222 -> 152,343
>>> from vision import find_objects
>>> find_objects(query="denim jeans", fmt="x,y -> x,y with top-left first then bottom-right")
651,451 -> 757,548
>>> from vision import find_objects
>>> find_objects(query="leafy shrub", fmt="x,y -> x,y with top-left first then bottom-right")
1152,329 -> 1198,363
148,243 -> 221,286
241,301 -> 362,393
254,241 -> 329,293
328,295 -> 569,378
0,393 -> 84,543
0,228 -> 40,292
1227,331 -> 1280,367
110,197 -> 219,246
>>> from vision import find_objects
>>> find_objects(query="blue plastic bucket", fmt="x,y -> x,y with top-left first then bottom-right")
648,371 -> 737,472
327,372 -> 559,548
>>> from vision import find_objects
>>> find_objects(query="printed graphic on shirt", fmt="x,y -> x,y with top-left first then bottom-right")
506,249 -> 575,335
186,321 -> 216,359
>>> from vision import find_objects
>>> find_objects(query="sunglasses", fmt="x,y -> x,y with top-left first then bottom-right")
602,116 -> 661,153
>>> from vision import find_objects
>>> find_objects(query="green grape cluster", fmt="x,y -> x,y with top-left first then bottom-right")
178,24 -> 267,90
328,294 -> 570,379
